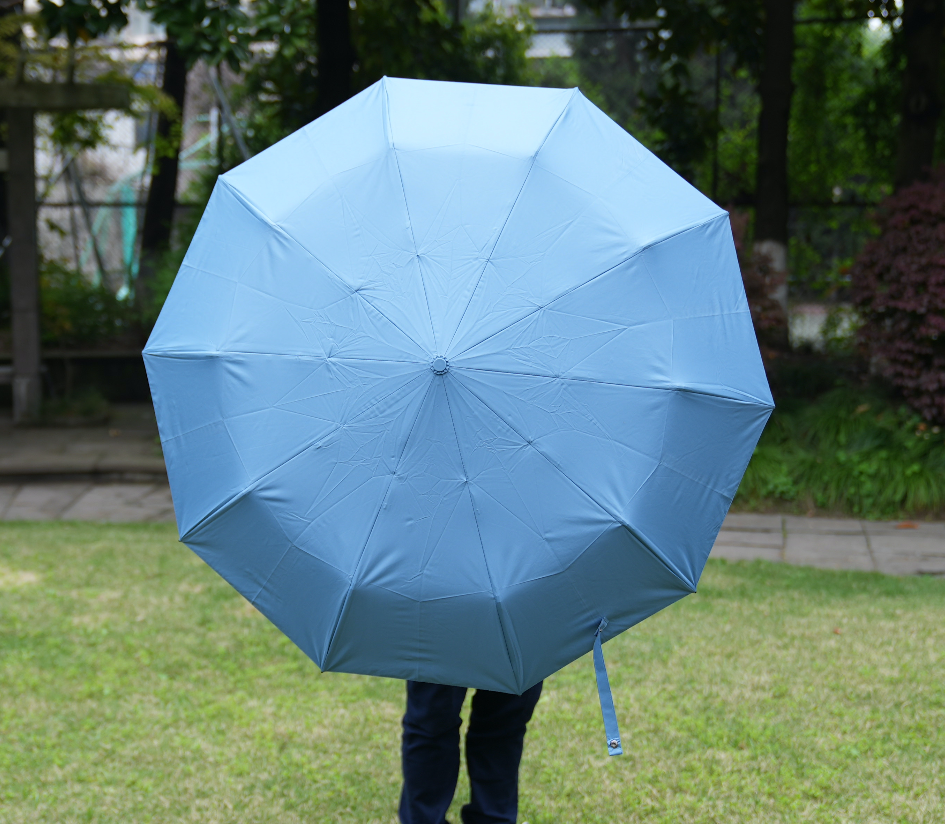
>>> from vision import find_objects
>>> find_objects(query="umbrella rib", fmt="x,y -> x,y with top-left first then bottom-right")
441,380 -> 522,692
453,365 -> 771,407
165,256 -> 419,345
148,359 -> 425,446
218,177 -> 428,359
451,373 -> 696,593
322,378 -> 438,668
145,350 -> 423,366
449,212 -> 728,362
177,372 -> 430,541
462,478 -> 598,622
383,81 -> 439,352
443,88 -> 579,355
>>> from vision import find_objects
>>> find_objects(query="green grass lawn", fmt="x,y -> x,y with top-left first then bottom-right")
1,523 -> 944,823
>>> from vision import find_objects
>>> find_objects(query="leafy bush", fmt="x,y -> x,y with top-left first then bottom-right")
40,260 -> 135,348
737,385 -> 945,518
850,168 -> 945,424
40,387 -> 110,425
241,0 -> 532,152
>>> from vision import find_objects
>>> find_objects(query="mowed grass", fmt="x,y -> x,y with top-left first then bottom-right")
1,523 -> 944,823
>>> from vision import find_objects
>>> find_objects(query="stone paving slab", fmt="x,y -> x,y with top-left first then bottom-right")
60,484 -> 175,523
1,483 -> 93,520
711,544 -> 783,564
714,529 -> 783,548
1,476 -> 944,577
783,515 -> 865,535
868,534 -> 945,576
719,513 -> 783,532
784,532 -> 875,571
0,405 -> 166,480
1,482 -> 174,523
863,520 -> 945,537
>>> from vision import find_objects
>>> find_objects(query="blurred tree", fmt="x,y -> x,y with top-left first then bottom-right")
134,0 -> 250,316
355,0 -> 530,84
574,0 -> 914,313
894,0 -> 944,189
752,0 -> 794,310
315,0 -> 355,117
790,18 -> 888,204
242,0 -> 531,151
580,0 -> 764,183
39,0 -> 128,62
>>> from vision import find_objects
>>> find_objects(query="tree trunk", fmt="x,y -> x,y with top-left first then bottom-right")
315,0 -> 355,119
137,38 -> 187,321
894,0 -> 944,190
7,108 -> 41,423
753,0 -> 795,319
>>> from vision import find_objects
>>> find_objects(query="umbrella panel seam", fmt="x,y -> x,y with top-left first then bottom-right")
441,378 -> 523,691
443,88 -> 579,355
453,365 -> 772,408
457,371 -> 663,469
463,477 -> 599,621
321,378 -> 437,670
218,177 -> 429,361
175,372 -> 431,541
451,372 -> 696,593
145,351 -> 425,366
157,256 -> 426,360
448,212 -> 730,363
383,81 -> 440,352
152,366 -> 425,449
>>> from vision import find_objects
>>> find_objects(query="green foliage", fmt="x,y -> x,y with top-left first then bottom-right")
47,110 -> 110,154
788,206 -> 877,299
560,0 -> 900,204
355,0 -> 532,87
2,523 -> 945,822
737,385 -> 945,517
638,64 -> 717,182
40,259 -> 135,347
138,0 -> 252,70
240,0 -> 533,152
240,0 -> 319,150
790,19 -> 892,204
40,387 -> 111,423
38,0 -> 127,45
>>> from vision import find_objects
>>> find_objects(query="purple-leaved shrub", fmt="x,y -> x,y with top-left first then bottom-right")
851,169 -> 945,424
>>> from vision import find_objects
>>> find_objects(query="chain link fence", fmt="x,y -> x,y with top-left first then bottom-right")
34,58 -> 232,297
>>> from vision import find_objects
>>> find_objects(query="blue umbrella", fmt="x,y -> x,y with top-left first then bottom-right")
144,77 -> 773,755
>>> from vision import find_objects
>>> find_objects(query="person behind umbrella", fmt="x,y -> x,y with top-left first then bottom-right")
399,679 -> 543,824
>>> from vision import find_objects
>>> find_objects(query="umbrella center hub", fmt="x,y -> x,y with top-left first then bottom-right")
430,356 -> 450,376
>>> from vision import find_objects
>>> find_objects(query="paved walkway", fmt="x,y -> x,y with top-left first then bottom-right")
2,405 -> 943,576
0,405 -> 165,481
714,513 -> 945,577
0,480 -> 941,576
0,482 -> 174,523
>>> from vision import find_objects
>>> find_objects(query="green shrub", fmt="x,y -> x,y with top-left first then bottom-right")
736,385 -> 945,518
40,260 -> 136,348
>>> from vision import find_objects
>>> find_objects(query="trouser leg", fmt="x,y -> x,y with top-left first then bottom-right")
461,682 -> 543,824
399,680 -> 468,824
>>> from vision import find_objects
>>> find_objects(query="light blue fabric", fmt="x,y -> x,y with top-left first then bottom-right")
145,78 -> 773,703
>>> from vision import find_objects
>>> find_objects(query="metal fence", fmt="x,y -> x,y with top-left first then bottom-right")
33,61 -> 229,296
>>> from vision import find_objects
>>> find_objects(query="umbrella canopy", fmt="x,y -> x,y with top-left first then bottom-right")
145,77 -> 772,717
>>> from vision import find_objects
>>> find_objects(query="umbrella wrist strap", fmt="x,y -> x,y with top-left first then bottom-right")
594,619 -> 623,756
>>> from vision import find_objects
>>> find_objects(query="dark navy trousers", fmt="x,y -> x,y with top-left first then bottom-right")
399,680 -> 543,824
